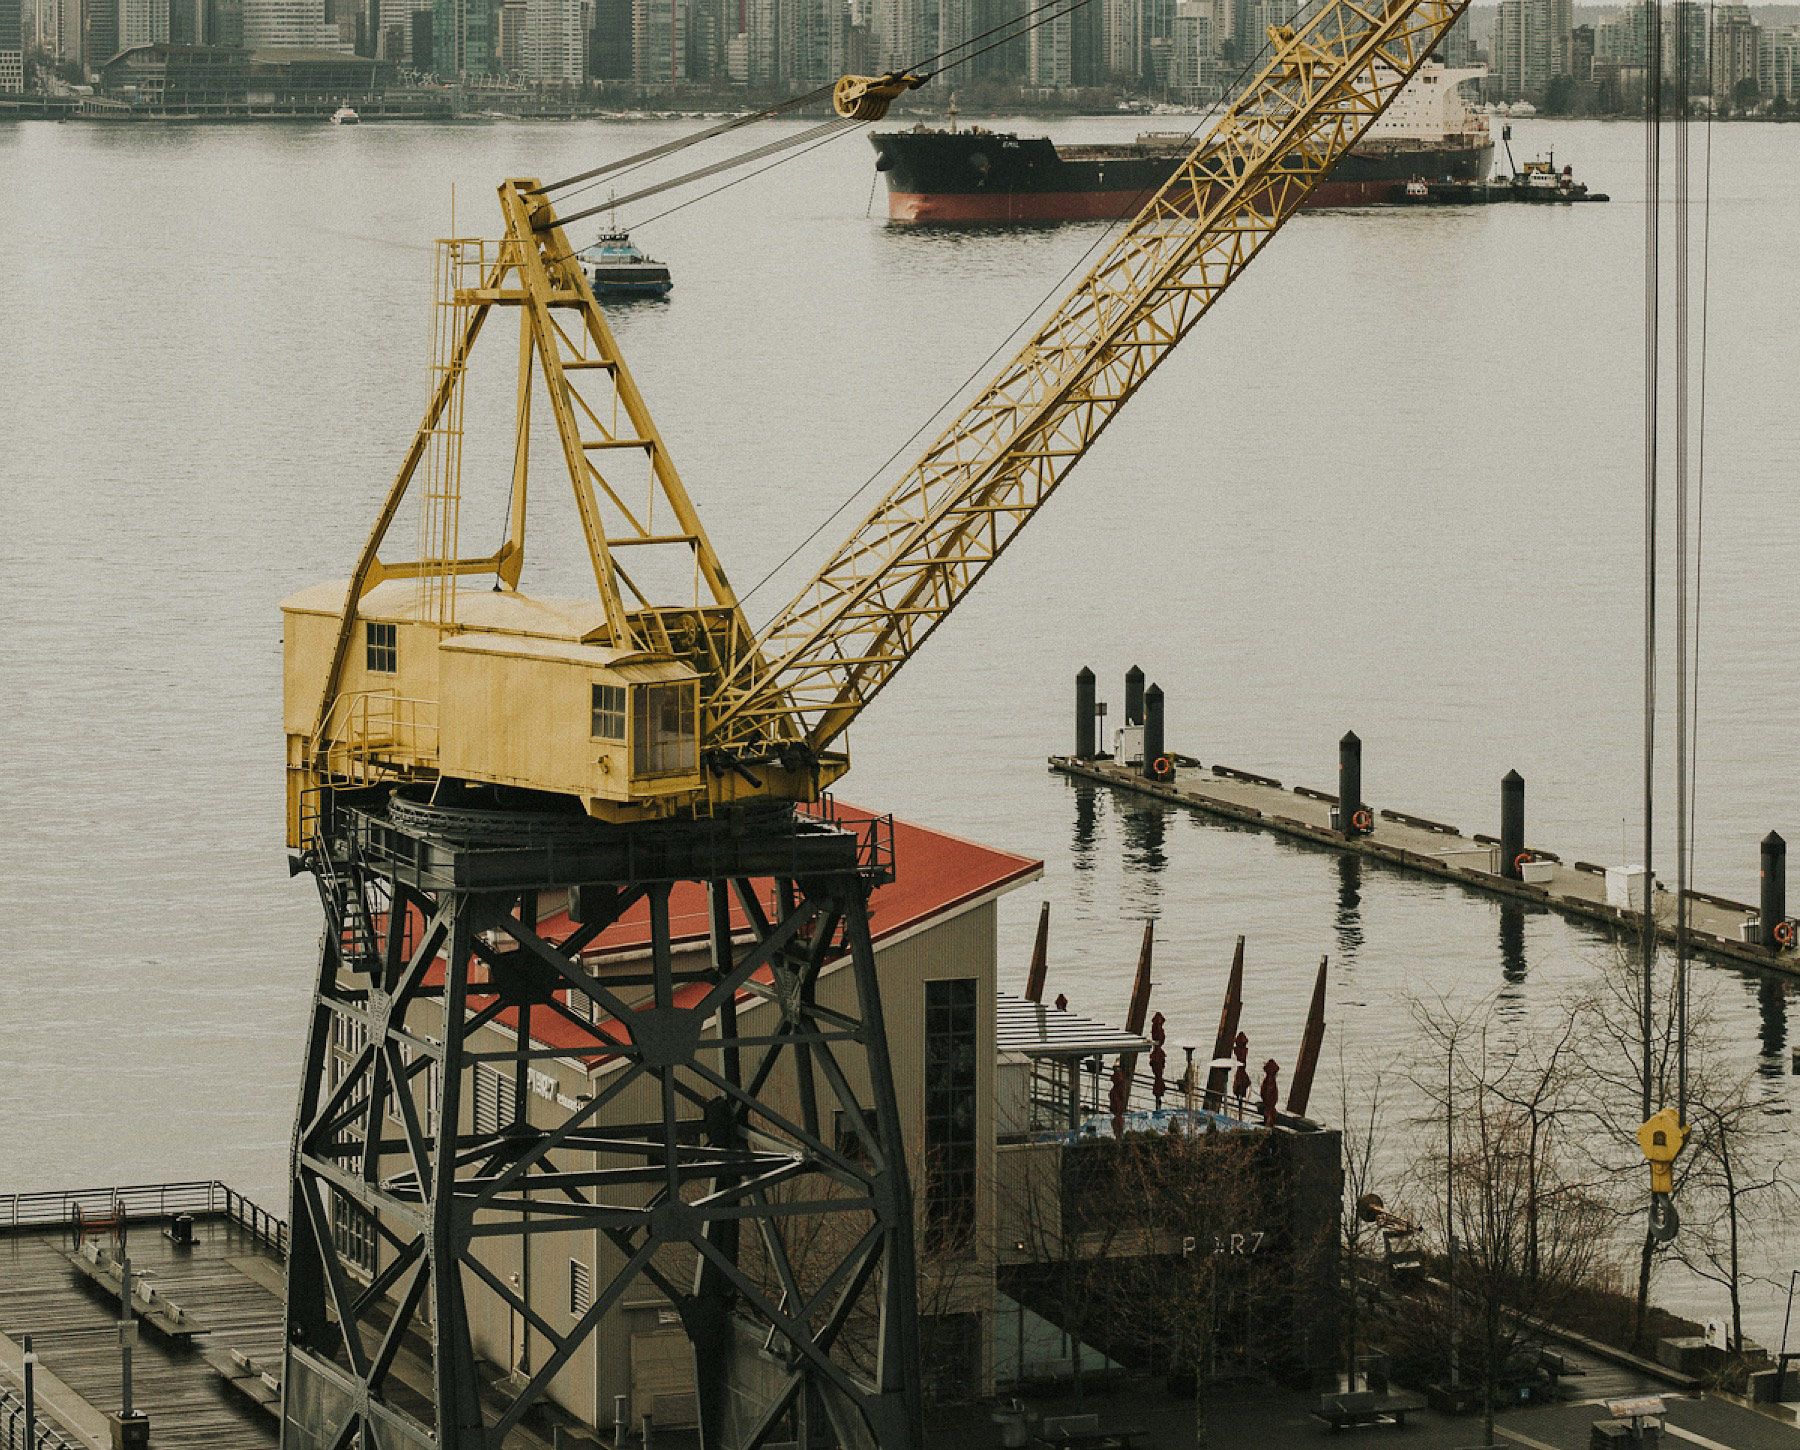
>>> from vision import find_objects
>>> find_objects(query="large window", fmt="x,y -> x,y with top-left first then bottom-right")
632,682 -> 697,776
365,621 -> 397,674
590,682 -> 626,741
924,978 -> 978,1249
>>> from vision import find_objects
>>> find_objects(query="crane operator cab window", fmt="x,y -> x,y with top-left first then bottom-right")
366,621 -> 397,674
590,684 -> 626,742
632,682 -> 698,777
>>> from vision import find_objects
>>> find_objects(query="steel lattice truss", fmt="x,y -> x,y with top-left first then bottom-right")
284,811 -> 920,1450
707,0 -> 1470,755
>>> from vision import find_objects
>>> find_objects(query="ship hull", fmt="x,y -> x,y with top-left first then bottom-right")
873,131 -> 1492,223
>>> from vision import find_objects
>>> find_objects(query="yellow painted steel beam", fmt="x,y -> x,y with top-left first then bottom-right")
706,0 -> 1470,756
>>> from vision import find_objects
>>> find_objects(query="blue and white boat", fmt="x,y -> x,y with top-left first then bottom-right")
576,230 -> 673,300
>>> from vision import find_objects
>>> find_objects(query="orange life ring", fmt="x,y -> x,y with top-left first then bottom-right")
1153,755 -> 1172,777
1351,808 -> 1373,833
1775,919 -> 1794,948
1515,852 -> 1534,871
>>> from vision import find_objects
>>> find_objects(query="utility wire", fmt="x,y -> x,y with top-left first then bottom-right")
1640,0 -> 1662,1129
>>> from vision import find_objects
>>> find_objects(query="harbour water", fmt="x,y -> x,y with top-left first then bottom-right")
3,113 -> 1799,1340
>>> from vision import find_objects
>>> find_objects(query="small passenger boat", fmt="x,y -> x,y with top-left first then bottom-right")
330,105 -> 359,125
576,230 -> 673,300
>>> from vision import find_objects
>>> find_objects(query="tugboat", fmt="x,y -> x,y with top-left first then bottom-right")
576,229 -> 673,300
1393,125 -> 1608,204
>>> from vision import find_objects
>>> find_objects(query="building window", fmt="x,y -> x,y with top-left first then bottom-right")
591,683 -> 626,741
631,682 -> 697,776
924,978 -> 978,1250
570,1258 -> 594,1317
365,621 -> 397,674
834,1106 -> 881,1165
330,1188 -> 376,1274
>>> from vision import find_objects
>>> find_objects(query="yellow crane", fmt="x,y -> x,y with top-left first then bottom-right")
281,0 -> 1469,851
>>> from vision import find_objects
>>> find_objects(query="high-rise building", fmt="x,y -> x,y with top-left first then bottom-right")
0,0 -> 22,91
1710,3 -> 1757,101
1664,0 -> 1704,87
866,0 -> 924,72
1169,0 -> 1216,101
88,0 -> 121,63
1759,23 -> 1798,100
119,0 -> 167,45
1027,0 -> 1070,85
242,0 -> 341,48
1490,0 -> 1557,99
587,0 -> 627,73
431,0 -> 492,74
630,0 -> 681,79
1103,0 -> 1138,82
523,0 -> 580,78
1438,5 -> 1475,65
495,0 -> 519,64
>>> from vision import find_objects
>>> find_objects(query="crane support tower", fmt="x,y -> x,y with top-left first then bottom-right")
280,0 -> 1470,1440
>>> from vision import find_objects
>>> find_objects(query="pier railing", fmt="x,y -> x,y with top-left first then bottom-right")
0,1181 -> 287,1257
0,1382 -> 85,1450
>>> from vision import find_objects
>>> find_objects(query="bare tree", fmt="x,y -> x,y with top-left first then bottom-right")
1408,994 -> 1610,1447
1336,1052 -> 1387,1394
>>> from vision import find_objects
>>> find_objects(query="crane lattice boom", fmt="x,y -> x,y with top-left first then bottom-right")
709,0 -> 1469,756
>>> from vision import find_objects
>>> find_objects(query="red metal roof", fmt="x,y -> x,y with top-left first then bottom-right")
457,806 -> 1040,1067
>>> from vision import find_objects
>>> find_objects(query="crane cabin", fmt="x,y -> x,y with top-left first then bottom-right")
282,580 -> 711,844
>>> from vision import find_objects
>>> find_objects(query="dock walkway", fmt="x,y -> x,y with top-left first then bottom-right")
1051,755 -> 1796,976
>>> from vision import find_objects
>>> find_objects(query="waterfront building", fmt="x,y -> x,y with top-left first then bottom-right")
0,0 -> 20,91
630,0 -> 682,80
1710,3 -> 1758,102
1169,0 -> 1219,102
1490,0 -> 1560,101
120,0 -> 169,49
99,40 -> 249,101
87,0 -> 120,68
1027,0 -> 1071,87
430,0 -> 493,75
1759,23 -> 1798,100
587,0 -> 628,75
240,0 -> 341,50
523,0 -> 582,80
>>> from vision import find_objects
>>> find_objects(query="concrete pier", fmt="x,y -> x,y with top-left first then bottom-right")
1049,753 -> 1794,975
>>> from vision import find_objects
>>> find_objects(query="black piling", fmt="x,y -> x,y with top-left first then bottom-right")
1143,684 -> 1167,779
1339,731 -> 1364,835
1125,665 -> 1145,726
1075,667 -> 1096,759
1763,831 -> 1787,950
1500,770 -> 1526,880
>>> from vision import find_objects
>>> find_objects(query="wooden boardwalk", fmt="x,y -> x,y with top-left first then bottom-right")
0,1218 -> 284,1450
1052,755 -> 1798,977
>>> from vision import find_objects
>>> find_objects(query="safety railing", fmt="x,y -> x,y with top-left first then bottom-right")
0,1382 -> 84,1450
0,1181 -> 287,1258
318,691 -> 439,786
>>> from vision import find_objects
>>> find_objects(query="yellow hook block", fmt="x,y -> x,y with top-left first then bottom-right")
1637,1107 -> 1689,1195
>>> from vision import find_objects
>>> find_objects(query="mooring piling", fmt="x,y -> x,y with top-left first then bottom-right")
1286,956 -> 1329,1117
1125,664 -> 1145,726
1143,684 -> 1167,780
1075,667 -> 1096,759
1764,831 -> 1787,950
1024,901 -> 1050,1003
1501,770 -> 1526,880
1339,731 -> 1365,835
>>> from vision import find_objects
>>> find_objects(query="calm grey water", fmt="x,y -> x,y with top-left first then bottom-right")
3,113 -> 1799,1340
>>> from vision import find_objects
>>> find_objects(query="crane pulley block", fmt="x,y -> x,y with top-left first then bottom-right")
832,71 -> 928,121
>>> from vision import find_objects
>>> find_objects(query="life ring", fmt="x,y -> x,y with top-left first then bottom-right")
1775,919 -> 1794,949
1351,808 -> 1373,833
1515,851 -> 1534,871
1153,755 -> 1172,778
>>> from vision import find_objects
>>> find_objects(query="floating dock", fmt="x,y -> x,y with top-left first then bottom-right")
1050,753 -> 1796,977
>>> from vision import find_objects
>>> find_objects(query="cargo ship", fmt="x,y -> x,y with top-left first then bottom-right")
872,62 -> 1491,223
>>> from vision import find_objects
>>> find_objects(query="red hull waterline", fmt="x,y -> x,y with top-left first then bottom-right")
888,176 -> 1406,222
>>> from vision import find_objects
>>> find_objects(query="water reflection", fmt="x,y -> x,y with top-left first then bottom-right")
1334,854 -> 1363,964
1758,975 -> 1789,1080
1499,904 -> 1528,984
1120,806 -> 1168,874
1071,786 -> 1100,871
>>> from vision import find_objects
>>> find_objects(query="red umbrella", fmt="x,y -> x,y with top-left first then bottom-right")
1054,993 -> 1068,1012
1150,1043 -> 1168,1107
1108,1062 -> 1128,1137
1232,1031 -> 1251,1105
